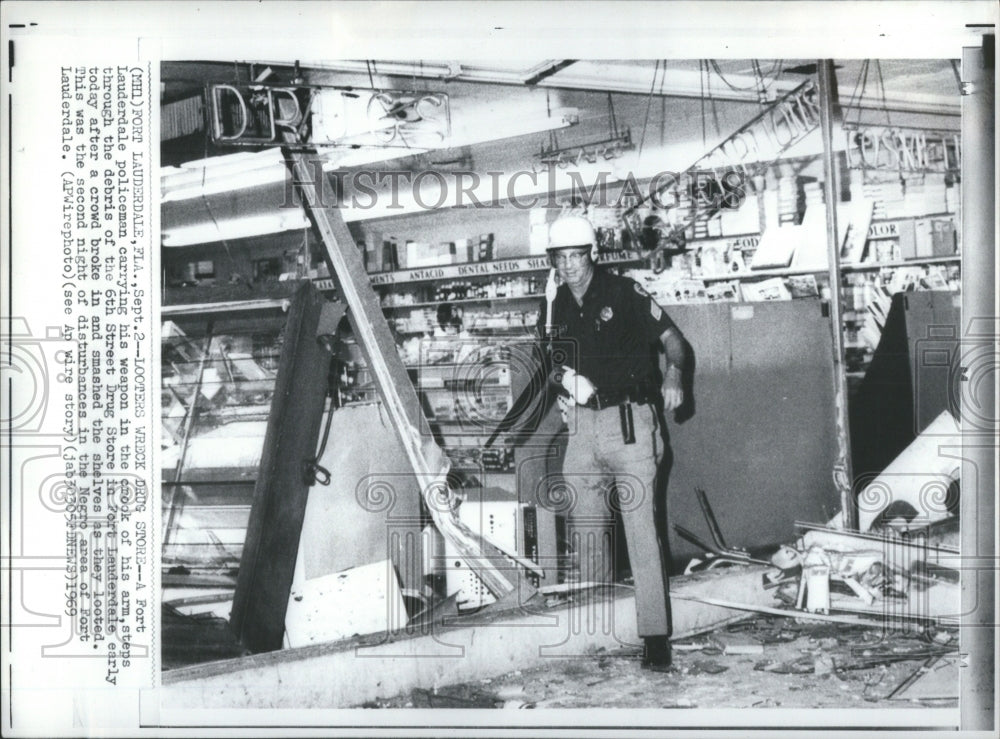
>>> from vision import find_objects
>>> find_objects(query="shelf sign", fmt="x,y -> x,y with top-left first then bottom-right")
208,83 -> 450,148
368,255 -> 553,286
867,221 -> 901,240
844,127 -> 960,173
312,252 -> 637,289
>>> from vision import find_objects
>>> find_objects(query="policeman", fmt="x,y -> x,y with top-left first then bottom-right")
541,213 -> 687,671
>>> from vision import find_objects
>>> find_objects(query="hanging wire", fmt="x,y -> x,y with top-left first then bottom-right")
709,59 -> 783,93
659,60 -> 667,148
607,92 -> 619,139
304,395 -> 335,486
845,59 -> 871,130
752,59 -> 767,107
752,59 -> 785,100
197,63 -> 247,284
709,59 -> 759,91
949,59 -> 962,92
708,63 -> 720,138
637,59 -> 661,162
874,59 -> 893,128
699,59 -> 708,149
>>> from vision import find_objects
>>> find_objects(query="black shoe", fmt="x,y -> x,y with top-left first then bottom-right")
641,635 -> 672,672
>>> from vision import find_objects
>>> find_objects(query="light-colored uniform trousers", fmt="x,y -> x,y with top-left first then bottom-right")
560,401 -> 671,637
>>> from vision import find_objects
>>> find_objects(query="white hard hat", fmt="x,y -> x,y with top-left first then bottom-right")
548,214 -> 596,251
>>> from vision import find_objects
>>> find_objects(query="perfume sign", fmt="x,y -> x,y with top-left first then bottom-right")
845,127 -> 960,173
208,83 -> 450,148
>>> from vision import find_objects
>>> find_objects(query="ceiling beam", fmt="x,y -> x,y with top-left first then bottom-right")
522,59 -> 577,86
244,59 -> 960,115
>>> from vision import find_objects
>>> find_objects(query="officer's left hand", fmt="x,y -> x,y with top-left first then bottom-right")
662,365 -> 683,412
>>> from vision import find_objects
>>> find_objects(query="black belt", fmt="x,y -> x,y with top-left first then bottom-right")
583,385 -> 659,410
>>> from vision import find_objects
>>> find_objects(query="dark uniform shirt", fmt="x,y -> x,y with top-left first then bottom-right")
539,269 -> 678,391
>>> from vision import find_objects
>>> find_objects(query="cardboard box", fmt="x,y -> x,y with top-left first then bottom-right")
478,233 -> 494,261
931,219 -> 956,256
913,219 -> 934,259
382,238 -> 399,271
455,238 -> 474,263
364,231 -> 381,271
897,218 -> 917,260
405,241 -> 456,268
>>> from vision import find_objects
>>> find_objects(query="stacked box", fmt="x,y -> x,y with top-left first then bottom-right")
897,218 -> 918,260
705,214 -> 723,238
920,174 -> 949,216
945,183 -> 959,214
528,208 -> 550,255
802,181 -> 824,213
777,175 -> 804,225
913,218 -> 934,258
719,193 -> 760,236
382,238 -> 399,271
862,180 -> 906,219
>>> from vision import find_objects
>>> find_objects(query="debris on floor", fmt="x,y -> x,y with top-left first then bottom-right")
368,616 -> 958,708
365,488 -> 962,709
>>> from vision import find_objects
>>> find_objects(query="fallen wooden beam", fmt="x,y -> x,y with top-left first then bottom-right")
284,149 -> 532,602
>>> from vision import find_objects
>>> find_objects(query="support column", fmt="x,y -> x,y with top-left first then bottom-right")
817,59 -> 856,530
959,37 -> 995,733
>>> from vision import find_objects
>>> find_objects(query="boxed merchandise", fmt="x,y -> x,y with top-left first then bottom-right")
704,281 -> 741,302
478,233 -> 495,261
913,219 -> 935,258
931,218 -> 956,256
750,225 -> 799,269
455,238 -> 475,263
382,238 -> 400,271
364,231 -> 381,271
740,277 -> 791,301
786,274 -> 820,299
897,218 -> 918,260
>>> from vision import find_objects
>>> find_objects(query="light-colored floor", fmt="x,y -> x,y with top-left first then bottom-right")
372,617 -> 957,709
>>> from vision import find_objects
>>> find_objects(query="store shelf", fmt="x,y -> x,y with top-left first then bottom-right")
700,265 -> 830,282
331,251 -> 642,289
408,362 -> 506,369
841,255 -> 960,272
694,255 -> 960,283
425,418 -> 507,427
396,325 -> 535,336
421,385 -> 510,393
383,294 -> 541,310
870,212 -> 955,224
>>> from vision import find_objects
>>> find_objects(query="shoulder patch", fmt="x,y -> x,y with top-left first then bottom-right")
650,302 -> 663,321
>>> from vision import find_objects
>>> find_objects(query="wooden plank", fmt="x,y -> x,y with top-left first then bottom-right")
229,282 -> 331,652
284,150 -> 531,601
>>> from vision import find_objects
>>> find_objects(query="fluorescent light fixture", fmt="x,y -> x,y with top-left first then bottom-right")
160,108 -> 578,204
162,210 -> 309,248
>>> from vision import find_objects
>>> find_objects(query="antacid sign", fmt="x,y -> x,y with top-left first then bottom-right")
844,127 -> 960,173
